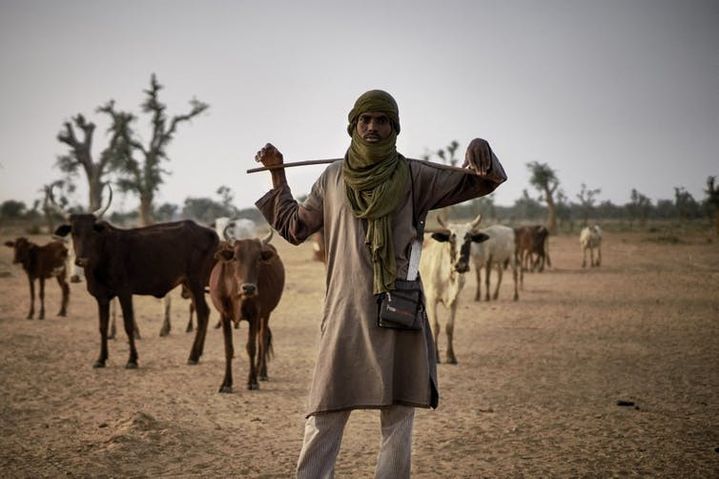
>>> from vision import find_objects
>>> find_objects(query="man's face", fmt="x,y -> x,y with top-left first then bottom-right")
356,111 -> 393,143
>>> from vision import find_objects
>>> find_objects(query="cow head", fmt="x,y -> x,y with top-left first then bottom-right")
430,215 -> 490,273
215,230 -> 275,300
4,237 -> 35,265
50,183 -> 113,268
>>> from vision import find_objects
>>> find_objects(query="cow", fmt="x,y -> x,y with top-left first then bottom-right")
209,229 -> 285,392
580,225 -> 602,268
471,224 -> 519,301
59,221 -> 172,341
210,217 -> 257,241
419,214 -> 490,364
514,225 -> 551,273
51,184 -> 219,369
4,237 -> 69,319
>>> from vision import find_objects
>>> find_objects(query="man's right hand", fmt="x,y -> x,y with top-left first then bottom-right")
255,143 -> 284,169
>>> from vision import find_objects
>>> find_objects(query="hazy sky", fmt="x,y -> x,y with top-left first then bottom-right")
1,0 -> 717,213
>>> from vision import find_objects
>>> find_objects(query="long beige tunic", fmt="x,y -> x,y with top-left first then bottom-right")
256,156 -> 507,416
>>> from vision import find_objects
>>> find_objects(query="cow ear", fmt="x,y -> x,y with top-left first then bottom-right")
471,232 -> 490,243
53,224 -> 71,238
431,232 -> 451,242
215,248 -> 235,262
4,241 -> 14,248
260,248 -> 275,261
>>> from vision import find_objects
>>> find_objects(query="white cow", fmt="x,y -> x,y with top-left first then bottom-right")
580,225 -> 602,268
419,215 -> 489,364
211,217 -> 257,241
471,224 -> 519,302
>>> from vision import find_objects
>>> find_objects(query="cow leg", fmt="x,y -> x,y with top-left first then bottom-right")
94,299 -> 111,368
493,264 -> 503,300
187,283 -> 210,365
38,277 -> 46,320
258,318 -> 271,381
446,302 -> 459,364
26,276 -> 35,319
118,294 -> 139,369
590,248 -> 595,267
582,248 -> 587,268
484,258 -> 492,301
219,314 -> 234,393
474,263 -> 482,302
108,298 -> 117,340
159,296 -> 171,337
186,303 -> 194,333
597,246 -> 602,267
246,320 -> 259,390
426,298 -> 441,363
56,275 -> 69,316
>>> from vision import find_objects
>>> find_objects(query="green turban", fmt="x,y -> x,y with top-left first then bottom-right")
346,89 -> 401,136
343,90 -> 409,295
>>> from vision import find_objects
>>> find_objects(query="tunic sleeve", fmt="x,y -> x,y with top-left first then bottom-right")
411,151 -> 508,213
255,171 -> 325,245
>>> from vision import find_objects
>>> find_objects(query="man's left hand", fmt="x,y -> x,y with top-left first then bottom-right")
463,138 -> 493,176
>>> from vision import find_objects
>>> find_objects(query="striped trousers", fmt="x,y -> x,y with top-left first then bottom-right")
296,405 -> 415,479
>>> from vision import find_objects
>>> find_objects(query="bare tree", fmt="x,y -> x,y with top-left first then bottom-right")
112,74 -> 209,225
705,176 -> 719,235
527,161 -> 560,233
576,183 -> 602,225
56,109 -> 130,211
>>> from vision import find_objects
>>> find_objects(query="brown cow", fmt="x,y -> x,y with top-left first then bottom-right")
209,230 -> 285,392
514,225 -> 551,273
52,184 -> 218,369
4,238 -> 69,319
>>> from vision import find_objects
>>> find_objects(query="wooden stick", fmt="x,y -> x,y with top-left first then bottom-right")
246,158 -> 479,175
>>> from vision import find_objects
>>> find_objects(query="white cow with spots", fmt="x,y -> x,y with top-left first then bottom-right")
419,215 -> 489,364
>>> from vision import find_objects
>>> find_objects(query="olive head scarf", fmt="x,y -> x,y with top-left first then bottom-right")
343,90 -> 410,294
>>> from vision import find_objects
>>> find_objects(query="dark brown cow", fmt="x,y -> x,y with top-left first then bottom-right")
514,225 -> 551,273
209,230 -> 285,392
4,238 -> 69,319
52,186 -> 219,369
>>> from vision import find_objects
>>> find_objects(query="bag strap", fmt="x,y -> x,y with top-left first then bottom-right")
406,161 -> 424,281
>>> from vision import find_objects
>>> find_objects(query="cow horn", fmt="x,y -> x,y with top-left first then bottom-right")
46,184 -> 70,220
437,216 -> 447,229
223,223 -> 234,242
92,183 -> 113,218
261,229 -> 273,245
469,214 -> 483,230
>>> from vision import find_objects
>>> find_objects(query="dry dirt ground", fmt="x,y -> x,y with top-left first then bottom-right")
1,230 -> 718,478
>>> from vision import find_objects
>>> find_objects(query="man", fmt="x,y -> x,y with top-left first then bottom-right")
255,90 -> 506,478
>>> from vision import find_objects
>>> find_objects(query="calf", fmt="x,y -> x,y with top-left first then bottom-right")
514,225 -> 551,276
4,238 -> 69,319
419,215 -> 489,364
52,184 -> 219,368
210,230 -> 285,392
471,224 -> 519,301
580,225 -> 602,268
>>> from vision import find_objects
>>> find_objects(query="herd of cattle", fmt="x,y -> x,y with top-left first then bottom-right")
3,186 -> 604,390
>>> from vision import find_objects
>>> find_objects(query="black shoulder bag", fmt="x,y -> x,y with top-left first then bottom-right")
377,164 -> 426,331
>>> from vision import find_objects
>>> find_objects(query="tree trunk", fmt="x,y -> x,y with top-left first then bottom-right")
544,189 -> 557,234
139,194 -> 153,226
715,210 -> 719,236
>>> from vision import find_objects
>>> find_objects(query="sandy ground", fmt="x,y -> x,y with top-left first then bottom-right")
1,229 -> 718,478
